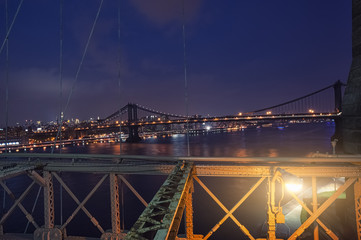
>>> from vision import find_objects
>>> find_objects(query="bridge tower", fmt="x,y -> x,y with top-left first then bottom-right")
333,80 -> 344,113
342,0 -> 361,154
332,80 -> 344,148
126,103 -> 141,143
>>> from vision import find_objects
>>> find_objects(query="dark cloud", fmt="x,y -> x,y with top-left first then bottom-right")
129,0 -> 203,26
0,0 -> 352,125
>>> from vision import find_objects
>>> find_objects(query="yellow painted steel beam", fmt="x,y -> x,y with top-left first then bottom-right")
185,179 -> 194,239
42,163 -> 361,177
3,152 -> 361,165
288,178 -> 356,240
312,177 -> 319,240
287,189 -> 338,240
354,178 -> 361,240
196,165 -> 361,178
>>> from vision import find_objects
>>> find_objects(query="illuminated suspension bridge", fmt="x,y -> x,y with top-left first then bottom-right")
0,80 -> 358,240
95,80 -> 344,142
0,0 -> 361,239
21,80 -> 345,144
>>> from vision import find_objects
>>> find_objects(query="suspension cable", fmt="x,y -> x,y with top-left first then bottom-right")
52,0 -> 64,154
56,0 -> 65,226
182,0 -> 190,156
0,0 -> 23,56
117,0 -> 122,154
251,83 -> 337,114
59,0 -> 63,154
53,0 -> 104,150
4,0 -> 9,153
24,186 -> 42,233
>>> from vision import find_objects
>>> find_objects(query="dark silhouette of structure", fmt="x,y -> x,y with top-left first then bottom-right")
342,0 -> 361,154
126,103 -> 141,143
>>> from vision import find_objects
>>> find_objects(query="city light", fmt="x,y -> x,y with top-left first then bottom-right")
238,112 -> 243,116
308,109 -> 315,113
266,111 -> 272,115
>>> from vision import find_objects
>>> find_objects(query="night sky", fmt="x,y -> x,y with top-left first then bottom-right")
0,0 -> 352,125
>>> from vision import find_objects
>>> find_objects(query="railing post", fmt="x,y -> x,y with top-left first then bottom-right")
101,173 -> 126,240
34,171 -> 62,240
267,175 -> 276,240
185,178 -> 194,239
312,177 -> 319,240
44,171 -> 54,229
354,178 -> 361,240
110,173 -> 121,234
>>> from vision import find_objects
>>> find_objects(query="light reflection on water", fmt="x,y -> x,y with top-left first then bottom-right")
59,122 -> 335,157
1,122 -> 346,239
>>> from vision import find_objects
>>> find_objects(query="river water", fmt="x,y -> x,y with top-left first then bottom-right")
2,122 -> 352,239
63,122 -> 335,157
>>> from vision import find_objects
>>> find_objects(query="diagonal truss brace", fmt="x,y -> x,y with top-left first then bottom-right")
118,175 -> 148,207
52,172 -> 106,233
0,181 -> 39,229
194,176 -> 265,240
286,189 -> 338,239
288,177 -> 356,240
0,180 -> 35,225
125,161 -> 193,240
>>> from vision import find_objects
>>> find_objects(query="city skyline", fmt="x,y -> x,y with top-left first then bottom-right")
0,0 -> 352,125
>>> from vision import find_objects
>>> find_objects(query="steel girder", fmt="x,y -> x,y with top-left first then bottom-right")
0,164 -> 36,180
355,178 -> 361,240
125,161 -> 193,240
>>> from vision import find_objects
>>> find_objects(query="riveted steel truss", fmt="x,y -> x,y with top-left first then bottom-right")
355,178 -> 361,240
0,154 -> 361,239
125,161 -> 193,240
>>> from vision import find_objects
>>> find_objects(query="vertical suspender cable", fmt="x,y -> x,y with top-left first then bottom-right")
63,0 -> 104,117
59,0 -> 63,154
117,0 -> 122,154
52,0 -> 64,154
24,186 -> 42,233
118,1 -> 125,228
182,0 -> 190,156
2,0 -> 9,215
58,0 -> 64,225
0,0 -> 23,56
4,0 -> 9,153
53,0 -> 104,150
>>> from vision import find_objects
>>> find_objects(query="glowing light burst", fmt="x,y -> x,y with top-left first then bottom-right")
286,183 -> 303,193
